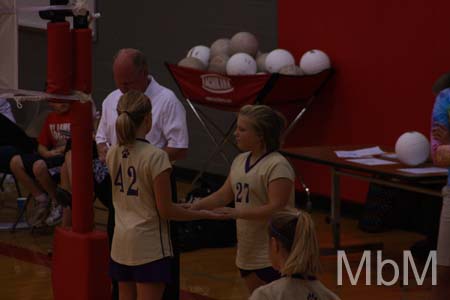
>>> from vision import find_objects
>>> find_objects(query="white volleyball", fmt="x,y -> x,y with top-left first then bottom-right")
229,32 -> 259,57
265,49 -> 295,74
178,57 -> 206,70
208,54 -> 229,74
226,53 -> 257,75
210,38 -> 231,57
395,131 -> 430,166
299,49 -> 331,75
187,45 -> 210,67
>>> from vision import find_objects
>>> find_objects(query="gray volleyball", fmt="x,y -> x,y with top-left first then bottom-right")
178,57 -> 206,70
208,54 -> 230,74
229,32 -> 259,57
210,38 -> 231,57
256,53 -> 268,72
279,64 -> 303,75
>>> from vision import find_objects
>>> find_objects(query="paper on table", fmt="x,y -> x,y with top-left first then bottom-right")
397,167 -> 448,175
380,153 -> 398,159
347,158 -> 398,166
335,146 -> 385,158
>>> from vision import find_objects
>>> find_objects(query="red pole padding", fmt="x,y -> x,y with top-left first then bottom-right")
70,101 -> 93,233
73,28 -> 92,93
52,25 -> 110,300
71,28 -> 93,233
47,22 -> 72,95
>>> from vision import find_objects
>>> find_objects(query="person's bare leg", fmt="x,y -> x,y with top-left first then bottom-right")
136,282 -> 165,300
59,160 -> 72,227
119,282 -> 136,300
9,155 -> 44,198
61,207 -> 72,227
10,156 -> 49,225
32,160 -> 57,200
65,151 -> 72,186
60,157 -> 71,192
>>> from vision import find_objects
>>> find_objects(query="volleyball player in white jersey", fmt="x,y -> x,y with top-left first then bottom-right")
250,209 -> 340,300
191,105 -> 296,293
106,90 -> 224,300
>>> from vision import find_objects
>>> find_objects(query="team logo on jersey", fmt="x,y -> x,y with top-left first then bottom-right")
201,74 -> 234,94
307,292 -> 318,300
122,148 -> 130,158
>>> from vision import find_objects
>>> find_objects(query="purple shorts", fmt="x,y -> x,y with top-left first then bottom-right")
239,266 -> 281,283
109,256 -> 173,283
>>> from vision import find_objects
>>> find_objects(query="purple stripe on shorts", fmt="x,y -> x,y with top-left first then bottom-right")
109,256 -> 173,283
239,266 -> 281,283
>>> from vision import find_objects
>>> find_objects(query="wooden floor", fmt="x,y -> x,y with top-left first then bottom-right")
0,178 -> 434,300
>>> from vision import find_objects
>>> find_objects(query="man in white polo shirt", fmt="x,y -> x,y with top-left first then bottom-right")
96,49 -> 188,160
96,48 -> 188,300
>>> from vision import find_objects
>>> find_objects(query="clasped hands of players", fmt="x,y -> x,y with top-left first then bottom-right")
177,202 -> 240,219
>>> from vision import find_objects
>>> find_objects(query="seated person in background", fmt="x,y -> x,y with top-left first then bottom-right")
9,100 -> 71,227
54,139 -> 108,228
49,102 -> 105,228
250,209 -> 340,300
0,102 -> 37,173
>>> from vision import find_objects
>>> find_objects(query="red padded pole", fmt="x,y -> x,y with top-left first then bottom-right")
71,28 -> 93,233
47,22 -> 72,95
52,24 -> 110,300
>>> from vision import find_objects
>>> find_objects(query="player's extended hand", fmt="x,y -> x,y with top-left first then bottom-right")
200,209 -> 232,220
432,122 -> 450,145
213,207 -> 240,219
175,202 -> 192,209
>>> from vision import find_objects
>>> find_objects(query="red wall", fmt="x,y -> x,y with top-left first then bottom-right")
279,1 -> 450,203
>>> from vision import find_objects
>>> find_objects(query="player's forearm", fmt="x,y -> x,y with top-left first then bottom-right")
159,202 -> 210,221
37,145 -> 53,158
238,202 -> 285,220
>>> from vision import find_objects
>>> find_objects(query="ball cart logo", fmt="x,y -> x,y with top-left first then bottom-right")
201,74 -> 234,94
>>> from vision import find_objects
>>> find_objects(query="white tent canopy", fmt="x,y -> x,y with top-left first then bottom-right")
0,0 -> 18,90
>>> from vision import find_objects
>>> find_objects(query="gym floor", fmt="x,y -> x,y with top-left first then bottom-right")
0,179 -> 433,300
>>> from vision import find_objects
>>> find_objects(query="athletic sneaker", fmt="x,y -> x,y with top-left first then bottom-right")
45,204 -> 63,226
28,201 -> 50,227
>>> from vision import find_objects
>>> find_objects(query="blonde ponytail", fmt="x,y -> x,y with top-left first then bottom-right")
269,209 -> 321,276
115,90 -> 152,146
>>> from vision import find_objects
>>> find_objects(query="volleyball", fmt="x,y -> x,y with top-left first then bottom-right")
299,49 -> 331,75
178,57 -> 206,70
210,38 -> 231,57
279,64 -> 303,75
229,32 -> 259,57
265,49 -> 295,73
256,53 -> 268,73
395,131 -> 430,166
208,54 -> 229,74
226,53 -> 257,75
187,45 -> 210,67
